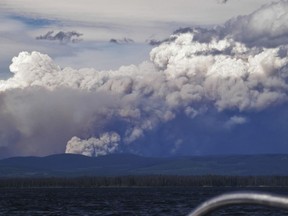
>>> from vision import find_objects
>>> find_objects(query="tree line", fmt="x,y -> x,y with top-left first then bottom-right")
1,175 -> 288,188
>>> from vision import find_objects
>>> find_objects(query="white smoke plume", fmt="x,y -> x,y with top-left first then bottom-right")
66,132 -> 120,157
0,1 -> 288,157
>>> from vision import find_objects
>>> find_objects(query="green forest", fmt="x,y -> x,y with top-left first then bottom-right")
1,175 -> 288,188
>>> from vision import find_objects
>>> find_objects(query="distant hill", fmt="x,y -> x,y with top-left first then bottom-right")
0,154 -> 288,177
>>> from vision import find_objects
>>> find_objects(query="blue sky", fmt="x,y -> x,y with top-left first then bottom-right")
0,0 -> 287,158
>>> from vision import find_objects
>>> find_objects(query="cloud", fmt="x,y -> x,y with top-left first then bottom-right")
146,27 -> 194,46
0,0 -> 276,76
217,0 -> 229,4
151,0 -> 288,48
1,0 -> 273,26
109,37 -> 134,44
0,1 -> 287,158
147,39 -> 164,46
224,116 -> 248,129
36,31 -> 83,43
222,0 -> 288,47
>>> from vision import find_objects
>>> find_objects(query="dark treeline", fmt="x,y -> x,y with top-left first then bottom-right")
1,176 -> 288,188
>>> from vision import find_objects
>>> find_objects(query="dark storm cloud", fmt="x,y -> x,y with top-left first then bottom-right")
147,27 -> 219,46
147,39 -> 163,46
218,0 -> 229,4
36,31 -> 83,43
109,37 -> 134,44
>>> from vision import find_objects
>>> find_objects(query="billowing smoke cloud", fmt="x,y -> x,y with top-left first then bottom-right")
36,31 -> 83,43
66,132 -> 120,157
0,1 -> 288,158
150,33 -> 288,111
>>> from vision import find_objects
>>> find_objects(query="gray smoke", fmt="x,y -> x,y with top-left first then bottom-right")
0,1 -> 287,157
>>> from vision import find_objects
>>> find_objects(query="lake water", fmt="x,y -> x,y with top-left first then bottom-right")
1,187 -> 288,215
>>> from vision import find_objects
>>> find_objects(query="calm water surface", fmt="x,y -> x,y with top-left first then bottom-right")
1,187 -> 288,215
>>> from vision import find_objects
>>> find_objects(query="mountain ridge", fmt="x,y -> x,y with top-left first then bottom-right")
0,153 -> 287,177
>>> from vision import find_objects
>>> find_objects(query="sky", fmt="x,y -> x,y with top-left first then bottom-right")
0,0 -> 288,158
